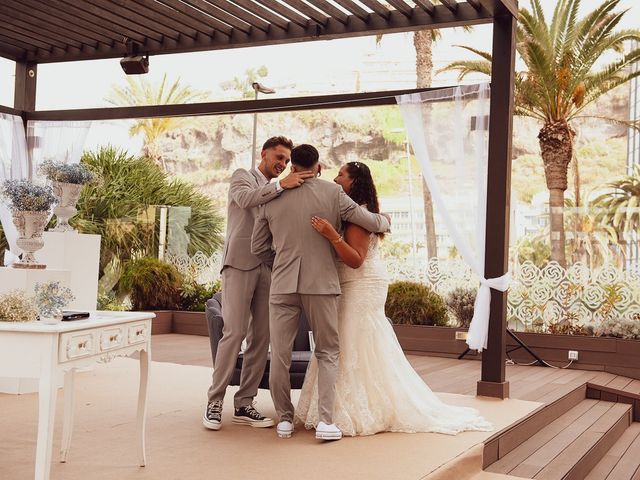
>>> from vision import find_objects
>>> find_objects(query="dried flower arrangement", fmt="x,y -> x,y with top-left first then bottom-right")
39,159 -> 96,185
1,179 -> 56,212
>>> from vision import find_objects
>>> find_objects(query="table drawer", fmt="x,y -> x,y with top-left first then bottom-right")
99,326 -> 125,352
59,331 -> 96,362
127,322 -> 149,345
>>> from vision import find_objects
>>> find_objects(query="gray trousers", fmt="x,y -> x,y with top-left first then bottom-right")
269,293 -> 339,424
207,264 -> 271,408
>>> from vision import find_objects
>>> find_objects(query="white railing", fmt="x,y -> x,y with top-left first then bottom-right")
165,252 -> 640,329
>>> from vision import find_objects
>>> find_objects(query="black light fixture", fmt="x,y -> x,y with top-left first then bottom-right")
120,39 -> 149,75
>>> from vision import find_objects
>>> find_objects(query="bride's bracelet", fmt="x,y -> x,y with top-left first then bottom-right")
331,235 -> 343,244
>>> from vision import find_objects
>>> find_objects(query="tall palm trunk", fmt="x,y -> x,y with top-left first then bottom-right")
413,30 -> 438,260
539,120 -> 575,267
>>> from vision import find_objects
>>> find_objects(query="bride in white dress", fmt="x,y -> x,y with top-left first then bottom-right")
296,161 -> 492,436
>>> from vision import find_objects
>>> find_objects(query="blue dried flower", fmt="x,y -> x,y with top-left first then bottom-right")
39,160 -> 96,185
1,179 -> 56,212
34,281 -> 75,317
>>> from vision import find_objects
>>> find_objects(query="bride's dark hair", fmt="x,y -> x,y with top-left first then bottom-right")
344,161 -> 384,238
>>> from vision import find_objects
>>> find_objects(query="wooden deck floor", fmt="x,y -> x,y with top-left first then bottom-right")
151,334 -> 640,407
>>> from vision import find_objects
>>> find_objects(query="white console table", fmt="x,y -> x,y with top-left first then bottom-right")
0,311 -> 154,480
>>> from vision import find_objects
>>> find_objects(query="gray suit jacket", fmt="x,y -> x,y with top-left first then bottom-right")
222,168 -> 279,271
251,178 -> 389,295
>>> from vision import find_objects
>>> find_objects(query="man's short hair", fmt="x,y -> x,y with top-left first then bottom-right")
262,136 -> 294,151
291,144 -> 319,169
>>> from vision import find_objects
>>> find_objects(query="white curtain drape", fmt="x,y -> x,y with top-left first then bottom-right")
0,113 -> 29,265
396,83 -> 510,351
27,120 -> 92,184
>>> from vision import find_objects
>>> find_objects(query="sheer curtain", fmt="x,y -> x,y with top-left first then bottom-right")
0,113 -> 29,265
27,120 -> 92,183
396,83 -> 510,351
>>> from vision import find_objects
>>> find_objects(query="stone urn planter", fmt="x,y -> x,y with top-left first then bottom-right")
51,181 -> 84,232
12,210 -> 49,269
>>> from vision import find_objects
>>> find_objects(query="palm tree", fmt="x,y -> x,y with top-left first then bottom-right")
220,65 -> 269,99
105,74 -> 208,170
441,0 -> 640,266
595,166 -> 640,247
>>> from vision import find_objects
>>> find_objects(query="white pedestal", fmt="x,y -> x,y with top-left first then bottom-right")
0,266 -> 71,296
0,267 -> 71,394
37,231 -> 101,310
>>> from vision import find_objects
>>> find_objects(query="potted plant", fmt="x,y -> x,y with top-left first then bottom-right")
33,281 -> 75,324
1,179 -> 56,269
173,279 -> 221,335
39,160 -> 97,232
118,256 -> 182,333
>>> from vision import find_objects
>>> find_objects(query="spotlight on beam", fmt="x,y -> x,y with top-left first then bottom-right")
120,39 -> 149,75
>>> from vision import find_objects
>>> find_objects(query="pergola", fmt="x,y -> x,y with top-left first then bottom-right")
0,0 -> 517,399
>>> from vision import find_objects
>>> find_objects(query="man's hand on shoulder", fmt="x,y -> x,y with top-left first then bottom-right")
279,170 -> 315,189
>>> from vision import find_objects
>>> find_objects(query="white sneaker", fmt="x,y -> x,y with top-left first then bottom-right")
276,420 -> 294,438
315,421 -> 342,441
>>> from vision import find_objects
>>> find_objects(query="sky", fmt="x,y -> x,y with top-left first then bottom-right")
0,0 -> 638,110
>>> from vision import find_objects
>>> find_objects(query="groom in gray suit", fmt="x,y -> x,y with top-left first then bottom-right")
251,144 -> 390,440
203,136 -> 314,431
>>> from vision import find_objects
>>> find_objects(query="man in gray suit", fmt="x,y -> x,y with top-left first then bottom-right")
251,144 -> 390,441
203,136 -> 314,431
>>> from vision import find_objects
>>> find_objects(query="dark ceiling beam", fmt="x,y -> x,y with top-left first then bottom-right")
10,0 -> 119,46
1,19 -> 80,51
466,0 -> 483,11
207,0 -> 271,32
479,0 -> 518,17
155,0 -> 230,37
24,3 -> 493,63
0,29 -> 61,53
0,43 -> 26,62
386,0 -> 414,18
414,0 -> 436,15
0,13 -> 88,50
101,0 -> 187,41
25,85 -> 457,121
113,0 -> 200,41
58,0 -> 166,43
259,0 -> 309,29
284,0 -> 330,26
306,0 -> 350,24
331,0 -> 370,23
179,0 -> 254,34
439,0 -> 459,14
359,0 -> 391,20
230,0 -> 290,31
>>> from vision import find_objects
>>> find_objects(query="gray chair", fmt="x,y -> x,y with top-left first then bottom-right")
205,292 -> 312,389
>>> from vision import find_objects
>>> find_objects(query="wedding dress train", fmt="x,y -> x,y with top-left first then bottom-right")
296,235 -> 492,436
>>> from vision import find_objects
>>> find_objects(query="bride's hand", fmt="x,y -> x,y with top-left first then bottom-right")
311,216 -> 340,241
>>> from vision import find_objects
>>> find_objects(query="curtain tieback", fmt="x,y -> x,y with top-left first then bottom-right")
466,272 -> 511,352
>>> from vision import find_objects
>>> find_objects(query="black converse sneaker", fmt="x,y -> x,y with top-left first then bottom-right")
232,404 -> 275,428
203,400 -> 223,430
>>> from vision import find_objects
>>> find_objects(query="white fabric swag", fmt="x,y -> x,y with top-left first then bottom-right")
396,83 -> 510,351
0,113 -> 29,265
27,120 -> 92,185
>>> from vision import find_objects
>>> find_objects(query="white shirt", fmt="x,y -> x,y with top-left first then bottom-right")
256,167 -> 282,191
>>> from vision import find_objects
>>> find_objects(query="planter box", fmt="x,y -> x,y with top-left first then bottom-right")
150,310 -> 173,335
392,324 -> 640,380
393,324 -> 474,358
507,331 -> 640,379
172,311 -> 208,336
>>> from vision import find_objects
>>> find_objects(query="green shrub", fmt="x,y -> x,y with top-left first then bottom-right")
119,257 -> 183,310
446,287 -> 476,328
180,279 -> 221,311
385,281 -> 448,326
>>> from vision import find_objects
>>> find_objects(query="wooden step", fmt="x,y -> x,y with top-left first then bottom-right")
483,385 -> 586,468
486,400 -> 631,479
586,423 -> 640,480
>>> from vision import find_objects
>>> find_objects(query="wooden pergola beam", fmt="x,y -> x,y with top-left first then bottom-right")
478,11 -> 517,399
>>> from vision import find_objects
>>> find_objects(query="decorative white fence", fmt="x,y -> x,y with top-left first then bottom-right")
165,252 -> 640,329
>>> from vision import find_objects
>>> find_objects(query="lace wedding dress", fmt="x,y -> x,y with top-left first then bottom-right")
296,234 -> 493,436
